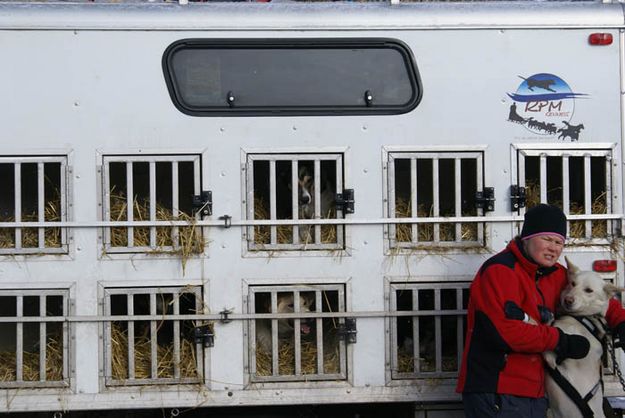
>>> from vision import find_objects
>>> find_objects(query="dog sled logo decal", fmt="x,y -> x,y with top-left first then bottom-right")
507,73 -> 587,141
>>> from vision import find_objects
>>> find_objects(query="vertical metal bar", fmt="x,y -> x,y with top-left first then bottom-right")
104,293 -> 113,382
517,152 -> 527,237
62,292 -> 68,382
247,158 -> 256,246
269,160 -> 277,245
315,290 -> 324,375
476,154 -> 484,242
388,155 -> 397,247
293,291 -> 302,376
127,295 -> 135,380
173,294 -> 181,380
335,156 -> 344,247
103,160 -> 112,248
37,162 -> 45,249
434,289 -> 442,372
16,295 -> 23,381
584,154 -> 592,238
605,155 -> 613,236
410,158 -> 418,244
39,296 -> 46,381
562,155 -> 570,238
412,289 -> 419,374
432,158 -> 440,243
172,162 -> 180,249
337,286 -> 346,377
250,290 -> 258,377
126,162 -> 134,248
149,161 -> 157,249
455,158 -> 462,242
314,159 -> 321,243
150,293 -> 158,379
14,163 -> 22,250
540,154 -> 547,204
292,159 -> 300,244
60,160 -> 67,247
456,288 -> 464,372
270,292 -> 279,376
389,288 -> 399,375
194,289 -> 203,379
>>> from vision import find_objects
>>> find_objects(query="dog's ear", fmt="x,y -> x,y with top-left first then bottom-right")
565,256 -> 580,275
604,282 -> 624,298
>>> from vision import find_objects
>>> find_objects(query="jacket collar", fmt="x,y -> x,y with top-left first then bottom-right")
507,238 -> 559,278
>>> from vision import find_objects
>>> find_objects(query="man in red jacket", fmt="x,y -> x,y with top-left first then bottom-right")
457,204 -> 625,418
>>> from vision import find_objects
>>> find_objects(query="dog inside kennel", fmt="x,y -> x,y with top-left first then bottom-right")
251,286 -> 345,380
249,155 -> 341,250
106,288 -> 204,384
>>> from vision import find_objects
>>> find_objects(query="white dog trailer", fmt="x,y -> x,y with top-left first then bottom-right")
0,1 -> 625,416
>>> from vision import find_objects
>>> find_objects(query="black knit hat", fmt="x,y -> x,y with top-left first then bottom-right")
520,204 -> 567,241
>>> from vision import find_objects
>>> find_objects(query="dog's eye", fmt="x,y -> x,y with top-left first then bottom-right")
584,288 -> 593,294
571,281 -> 577,287
288,303 -> 294,308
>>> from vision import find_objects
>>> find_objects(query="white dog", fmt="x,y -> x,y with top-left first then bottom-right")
544,257 -> 622,418
256,293 -> 314,352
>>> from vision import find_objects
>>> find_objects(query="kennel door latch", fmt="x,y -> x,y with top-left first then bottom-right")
194,324 -> 215,348
337,317 -> 357,344
475,187 -> 495,212
192,191 -> 213,217
336,189 -> 355,214
510,185 -> 526,212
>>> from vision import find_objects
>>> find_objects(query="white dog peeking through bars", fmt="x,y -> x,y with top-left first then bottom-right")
544,257 -> 623,418
255,292 -> 315,352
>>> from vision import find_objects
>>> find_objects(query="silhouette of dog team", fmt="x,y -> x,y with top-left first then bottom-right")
508,102 -> 584,141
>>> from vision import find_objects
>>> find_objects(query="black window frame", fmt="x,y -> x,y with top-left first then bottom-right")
162,38 -> 422,117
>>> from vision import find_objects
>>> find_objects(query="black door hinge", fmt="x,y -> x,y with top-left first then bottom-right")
336,189 -> 355,214
510,185 -> 526,212
194,324 -> 214,348
337,317 -> 357,344
475,187 -> 495,212
192,191 -> 212,217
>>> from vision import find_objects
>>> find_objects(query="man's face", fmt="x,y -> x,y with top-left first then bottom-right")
524,234 -> 564,268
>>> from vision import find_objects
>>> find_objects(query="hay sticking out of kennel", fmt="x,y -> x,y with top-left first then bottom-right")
253,198 -> 337,246
0,200 -> 62,249
393,198 -> 477,242
110,322 -> 198,381
255,338 -> 340,377
0,334 -> 64,382
523,181 -> 608,239
108,191 -> 204,264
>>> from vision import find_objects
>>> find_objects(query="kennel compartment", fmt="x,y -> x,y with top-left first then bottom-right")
385,150 -> 485,250
103,286 -> 205,386
516,147 -> 613,243
101,154 -> 204,255
0,156 -> 68,255
244,153 -> 345,252
247,284 -> 348,383
0,289 -> 70,388
388,282 -> 469,380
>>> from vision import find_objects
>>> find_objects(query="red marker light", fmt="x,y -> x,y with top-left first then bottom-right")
593,259 -> 617,273
589,33 -> 613,46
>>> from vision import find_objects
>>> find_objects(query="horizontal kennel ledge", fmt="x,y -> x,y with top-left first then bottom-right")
1,213 -> 622,228
0,385 -> 461,412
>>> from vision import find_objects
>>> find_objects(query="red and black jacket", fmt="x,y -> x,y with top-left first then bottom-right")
456,239 -> 625,398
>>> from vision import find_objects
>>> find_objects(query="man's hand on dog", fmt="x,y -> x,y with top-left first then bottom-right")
554,328 -> 590,365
